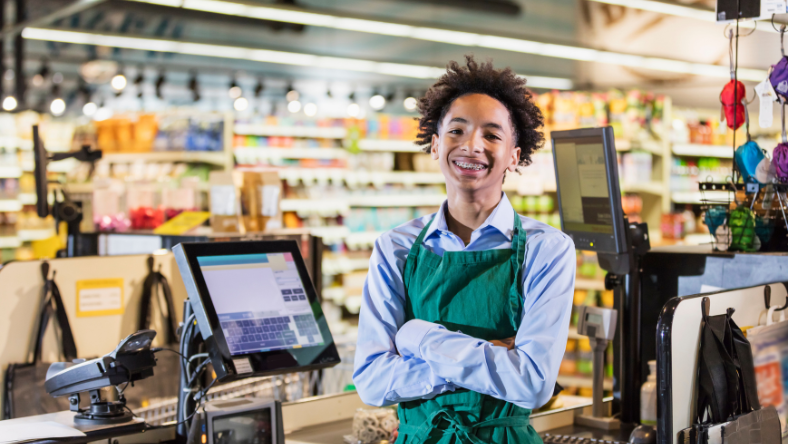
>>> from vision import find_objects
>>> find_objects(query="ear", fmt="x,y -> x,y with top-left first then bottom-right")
431,134 -> 439,160
507,146 -> 521,172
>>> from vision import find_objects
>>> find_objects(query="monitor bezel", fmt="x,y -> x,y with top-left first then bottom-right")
551,126 -> 627,254
174,240 -> 341,381
206,399 -> 279,444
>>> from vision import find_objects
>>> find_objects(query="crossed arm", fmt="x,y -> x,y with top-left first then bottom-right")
352,233 -> 576,409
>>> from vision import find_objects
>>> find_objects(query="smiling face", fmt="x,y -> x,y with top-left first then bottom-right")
431,93 -> 521,197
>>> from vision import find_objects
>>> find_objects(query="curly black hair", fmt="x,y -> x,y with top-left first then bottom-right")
416,55 -> 545,167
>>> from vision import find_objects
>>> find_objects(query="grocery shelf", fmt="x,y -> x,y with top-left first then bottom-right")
322,256 -> 371,275
0,166 -> 22,178
235,124 -> 347,139
616,138 -> 664,156
344,231 -> 383,249
234,147 -> 348,160
17,228 -> 55,241
672,144 -> 734,159
557,375 -> 613,390
622,181 -> 664,195
280,199 -> 349,214
278,168 -> 445,185
575,278 -> 606,291
349,194 -> 445,207
671,190 -> 730,204
0,199 -> 22,212
353,139 -> 423,152
101,151 -> 228,166
0,235 -> 21,249
18,193 -> 36,205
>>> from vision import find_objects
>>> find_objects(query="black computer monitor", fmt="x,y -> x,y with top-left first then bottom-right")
32,125 -> 49,218
173,240 -> 341,382
551,127 -> 627,254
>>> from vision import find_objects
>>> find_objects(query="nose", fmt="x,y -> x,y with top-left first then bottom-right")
460,129 -> 485,154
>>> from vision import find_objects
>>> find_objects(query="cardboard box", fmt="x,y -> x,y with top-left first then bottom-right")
209,171 -> 281,234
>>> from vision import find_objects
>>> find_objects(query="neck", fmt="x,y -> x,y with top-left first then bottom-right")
445,185 -> 503,245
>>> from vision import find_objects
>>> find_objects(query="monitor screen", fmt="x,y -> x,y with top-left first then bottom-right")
552,127 -> 626,254
198,253 -> 324,355
212,408 -> 272,444
173,240 -> 341,382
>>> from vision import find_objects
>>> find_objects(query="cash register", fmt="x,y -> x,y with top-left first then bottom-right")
0,239 -> 341,443
542,127 -> 652,444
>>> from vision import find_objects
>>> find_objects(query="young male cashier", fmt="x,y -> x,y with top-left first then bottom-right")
353,56 -> 576,444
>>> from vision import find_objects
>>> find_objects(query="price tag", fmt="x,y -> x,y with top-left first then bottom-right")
746,182 -> 760,194
154,211 -> 211,235
76,278 -> 124,317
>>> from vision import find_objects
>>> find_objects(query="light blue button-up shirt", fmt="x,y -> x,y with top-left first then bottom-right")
353,194 -> 576,409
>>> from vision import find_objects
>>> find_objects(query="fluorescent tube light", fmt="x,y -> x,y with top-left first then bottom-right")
21,27 -> 573,88
586,0 -> 761,31
125,0 -> 767,79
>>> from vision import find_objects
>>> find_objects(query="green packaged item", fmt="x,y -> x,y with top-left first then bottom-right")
755,215 -> 774,246
728,206 -> 757,252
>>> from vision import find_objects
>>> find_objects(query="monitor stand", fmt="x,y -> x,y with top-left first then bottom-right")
596,217 -> 650,427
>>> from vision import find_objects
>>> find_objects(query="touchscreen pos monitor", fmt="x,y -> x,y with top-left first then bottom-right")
551,127 -> 627,254
173,241 -> 340,382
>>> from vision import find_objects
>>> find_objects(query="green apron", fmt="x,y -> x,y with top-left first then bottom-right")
397,214 -> 542,444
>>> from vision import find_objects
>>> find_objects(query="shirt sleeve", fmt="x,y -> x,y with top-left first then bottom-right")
352,233 -> 454,407
394,233 -> 576,409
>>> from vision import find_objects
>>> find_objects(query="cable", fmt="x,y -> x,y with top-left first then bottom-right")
148,376 -> 218,430
151,346 -> 188,369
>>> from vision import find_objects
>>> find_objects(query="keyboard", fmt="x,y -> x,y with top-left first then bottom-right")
542,433 -> 628,444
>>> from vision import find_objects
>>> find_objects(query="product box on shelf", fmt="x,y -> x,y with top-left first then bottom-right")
209,170 -> 282,234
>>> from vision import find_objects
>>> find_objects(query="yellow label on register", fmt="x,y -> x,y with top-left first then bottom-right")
153,211 -> 211,235
76,278 -> 124,317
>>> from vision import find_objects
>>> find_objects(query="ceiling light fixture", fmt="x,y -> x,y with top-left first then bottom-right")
111,72 -> 127,91
286,84 -> 299,102
121,0 -> 768,77
347,102 -> 360,118
83,101 -> 97,116
254,78 -> 264,97
20,28 -> 575,88
189,70 -> 201,102
134,67 -> 144,98
304,102 -> 317,116
228,76 -> 242,99
234,96 -> 248,111
287,100 -> 302,113
369,93 -> 386,110
2,96 -> 17,111
50,97 -> 66,116
31,60 -> 49,87
403,96 -> 418,111
155,69 -> 165,99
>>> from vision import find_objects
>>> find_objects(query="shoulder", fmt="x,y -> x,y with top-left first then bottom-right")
373,213 -> 436,266
519,214 -> 575,255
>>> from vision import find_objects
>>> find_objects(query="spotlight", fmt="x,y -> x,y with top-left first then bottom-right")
228,77 -> 241,99
83,102 -> 97,116
188,71 -> 200,102
95,106 -> 113,121
155,70 -> 165,99
111,71 -> 127,91
386,92 -> 395,102
50,98 -> 66,116
286,84 -> 299,102
404,96 -> 418,111
234,97 -> 248,111
134,67 -> 144,98
304,103 -> 317,117
52,72 -> 63,85
2,96 -> 17,111
348,91 -> 355,101
254,78 -> 264,98
287,100 -> 301,113
369,94 -> 386,111
347,103 -> 360,118
326,88 -> 332,98
31,60 -> 49,87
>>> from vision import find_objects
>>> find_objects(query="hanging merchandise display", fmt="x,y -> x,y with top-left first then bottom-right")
729,205 -> 757,252
721,80 -> 747,130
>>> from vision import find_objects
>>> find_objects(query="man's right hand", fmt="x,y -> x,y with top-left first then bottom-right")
489,336 -> 516,350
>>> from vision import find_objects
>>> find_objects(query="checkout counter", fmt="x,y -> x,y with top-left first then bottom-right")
1,125 -> 786,443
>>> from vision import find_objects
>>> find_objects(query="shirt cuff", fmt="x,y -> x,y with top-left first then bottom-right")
396,319 -> 443,359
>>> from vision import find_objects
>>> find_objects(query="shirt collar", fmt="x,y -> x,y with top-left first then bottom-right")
425,193 -> 516,241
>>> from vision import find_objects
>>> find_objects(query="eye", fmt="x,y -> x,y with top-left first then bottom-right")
448,129 -> 463,135
486,134 -> 501,141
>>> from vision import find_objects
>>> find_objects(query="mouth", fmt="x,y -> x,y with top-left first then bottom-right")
452,160 -> 488,172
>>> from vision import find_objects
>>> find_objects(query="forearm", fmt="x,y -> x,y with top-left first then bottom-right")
353,349 -> 452,406
396,321 -> 560,408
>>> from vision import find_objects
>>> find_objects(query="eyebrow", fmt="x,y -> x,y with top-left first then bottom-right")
447,117 -> 505,131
